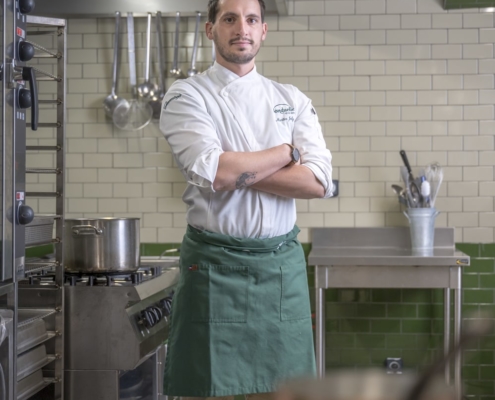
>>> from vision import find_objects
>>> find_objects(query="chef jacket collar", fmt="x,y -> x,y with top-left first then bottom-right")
211,61 -> 259,87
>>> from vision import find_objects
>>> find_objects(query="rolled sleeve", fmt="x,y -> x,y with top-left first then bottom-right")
159,81 -> 223,192
293,94 -> 334,198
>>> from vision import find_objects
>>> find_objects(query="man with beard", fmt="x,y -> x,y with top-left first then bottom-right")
159,0 -> 333,399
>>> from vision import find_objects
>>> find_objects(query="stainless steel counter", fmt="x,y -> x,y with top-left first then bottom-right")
308,227 -> 470,400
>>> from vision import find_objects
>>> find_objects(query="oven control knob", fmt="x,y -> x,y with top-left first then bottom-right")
18,204 -> 34,225
18,0 -> 35,14
18,88 -> 31,109
18,41 -> 35,62
140,309 -> 155,328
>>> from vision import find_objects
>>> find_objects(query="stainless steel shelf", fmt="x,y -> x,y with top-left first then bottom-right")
17,370 -> 57,400
26,192 -> 61,198
18,317 -> 56,354
17,344 -> 57,381
18,308 -> 59,328
26,145 -> 61,151
25,262 -> 58,276
26,168 -> 61,174
25,238 -> 60,249
0,282 -> 14,297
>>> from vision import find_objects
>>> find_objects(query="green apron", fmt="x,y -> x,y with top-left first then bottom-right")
163,225 -> 316,397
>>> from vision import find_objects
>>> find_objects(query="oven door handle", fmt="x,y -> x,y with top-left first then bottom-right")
21,66 -> 38,131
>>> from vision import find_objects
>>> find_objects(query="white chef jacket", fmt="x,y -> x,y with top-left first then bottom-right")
159,62 -> 333,239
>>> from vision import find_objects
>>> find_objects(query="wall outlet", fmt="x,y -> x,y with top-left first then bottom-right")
385,357 -> 403,374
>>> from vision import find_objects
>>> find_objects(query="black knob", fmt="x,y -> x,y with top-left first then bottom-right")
18,0 -> 35,14
141,310 -> 155,328
18,88 -> 31,109
18,204 -> 34,225
18,41 -> 34,62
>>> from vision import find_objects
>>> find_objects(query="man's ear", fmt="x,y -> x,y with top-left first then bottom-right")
206,22 -> 213,40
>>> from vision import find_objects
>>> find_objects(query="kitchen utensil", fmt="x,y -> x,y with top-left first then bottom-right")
391,184 -> 407,206
103,11 -> 127,117
64,218 -> 140,274
137,13 -> 158,99
425,163 -> 443,208
420,176 -> 431,207
149,11 -> 166,119
399,150 -> 421,207
188,12 -> 201,77
399,167 -> 415,208
113,13 -> 153,131
170,12 -> 183,78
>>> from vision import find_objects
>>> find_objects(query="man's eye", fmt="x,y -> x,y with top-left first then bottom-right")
248,18 -> 257,24
225,17 -> 234,23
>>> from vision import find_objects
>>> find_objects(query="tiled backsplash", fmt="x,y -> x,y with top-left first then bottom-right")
27,0 -> 495,243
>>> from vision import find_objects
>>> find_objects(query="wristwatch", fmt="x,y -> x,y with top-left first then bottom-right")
286,144 -> 300,167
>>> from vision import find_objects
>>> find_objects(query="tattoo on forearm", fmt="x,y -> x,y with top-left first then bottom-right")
235,172 -> 257,188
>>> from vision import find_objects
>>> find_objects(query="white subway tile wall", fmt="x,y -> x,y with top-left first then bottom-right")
28,0 -> 495,244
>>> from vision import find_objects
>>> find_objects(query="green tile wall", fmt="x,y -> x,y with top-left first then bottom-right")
444,0 -> 495,9
304,243 -> 495,400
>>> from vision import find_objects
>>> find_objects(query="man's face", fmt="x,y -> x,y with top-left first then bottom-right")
206,0 -> 267,67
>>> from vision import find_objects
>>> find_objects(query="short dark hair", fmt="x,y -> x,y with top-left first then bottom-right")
207,0 -> 266,24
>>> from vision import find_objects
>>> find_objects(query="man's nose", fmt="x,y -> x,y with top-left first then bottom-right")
235,19 -> 248,36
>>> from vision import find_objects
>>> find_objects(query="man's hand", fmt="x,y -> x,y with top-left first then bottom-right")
252,164 -> 325,199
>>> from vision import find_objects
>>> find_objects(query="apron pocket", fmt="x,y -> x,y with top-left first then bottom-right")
280,265 -> 311,321
188,264 -> 249,323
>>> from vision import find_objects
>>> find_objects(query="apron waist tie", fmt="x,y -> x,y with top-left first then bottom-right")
186,225 -> 300,253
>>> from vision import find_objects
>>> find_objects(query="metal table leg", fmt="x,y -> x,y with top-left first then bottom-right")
454,287 -> 462,400
315,265 -> 325,379
444,289 -> 451,385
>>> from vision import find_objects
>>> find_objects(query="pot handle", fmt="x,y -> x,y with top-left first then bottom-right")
71,225 -> 103,235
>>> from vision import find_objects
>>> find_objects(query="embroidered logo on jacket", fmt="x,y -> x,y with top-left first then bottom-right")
163,94 -> 182,110
273,103 -> 295,123
273,104 -> 295,115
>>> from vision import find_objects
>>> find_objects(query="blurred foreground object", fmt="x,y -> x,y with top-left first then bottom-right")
276,370 -> 455,400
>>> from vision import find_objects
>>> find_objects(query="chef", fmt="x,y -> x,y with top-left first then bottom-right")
159,0 -> 333,398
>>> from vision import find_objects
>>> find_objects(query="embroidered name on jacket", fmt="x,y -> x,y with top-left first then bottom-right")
274,103 -> 295,123
163,94 -> 182,110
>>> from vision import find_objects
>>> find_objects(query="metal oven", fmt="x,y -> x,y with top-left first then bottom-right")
64,262 -> 178,400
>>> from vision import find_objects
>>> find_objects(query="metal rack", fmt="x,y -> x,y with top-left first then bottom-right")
16,15 -> 66,400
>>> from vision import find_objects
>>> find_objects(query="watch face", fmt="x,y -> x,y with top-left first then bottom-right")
293,147 -> 300,162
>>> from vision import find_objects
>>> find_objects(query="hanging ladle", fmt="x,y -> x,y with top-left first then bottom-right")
112,12 -> 152,131
137,13 -> 158,99
103,11 -> 127,117
149,11 -> 166,119
187,12 -> 201,77
170,12 -> 183,78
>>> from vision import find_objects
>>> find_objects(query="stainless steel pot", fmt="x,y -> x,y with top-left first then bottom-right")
64,218 -> 140,274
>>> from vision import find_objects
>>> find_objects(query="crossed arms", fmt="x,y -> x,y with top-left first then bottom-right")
213,145 -> 325,199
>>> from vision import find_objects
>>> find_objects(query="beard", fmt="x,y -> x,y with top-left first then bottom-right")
213,32 -> 261,65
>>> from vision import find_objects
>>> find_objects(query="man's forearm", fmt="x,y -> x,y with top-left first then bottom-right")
213,144 -> 293,191
251,165 -> 325,199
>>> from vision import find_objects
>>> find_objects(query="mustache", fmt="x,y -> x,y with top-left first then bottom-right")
229,38 -> 253,45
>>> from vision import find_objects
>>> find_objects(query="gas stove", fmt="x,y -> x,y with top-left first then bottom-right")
63,257 -> 179,400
